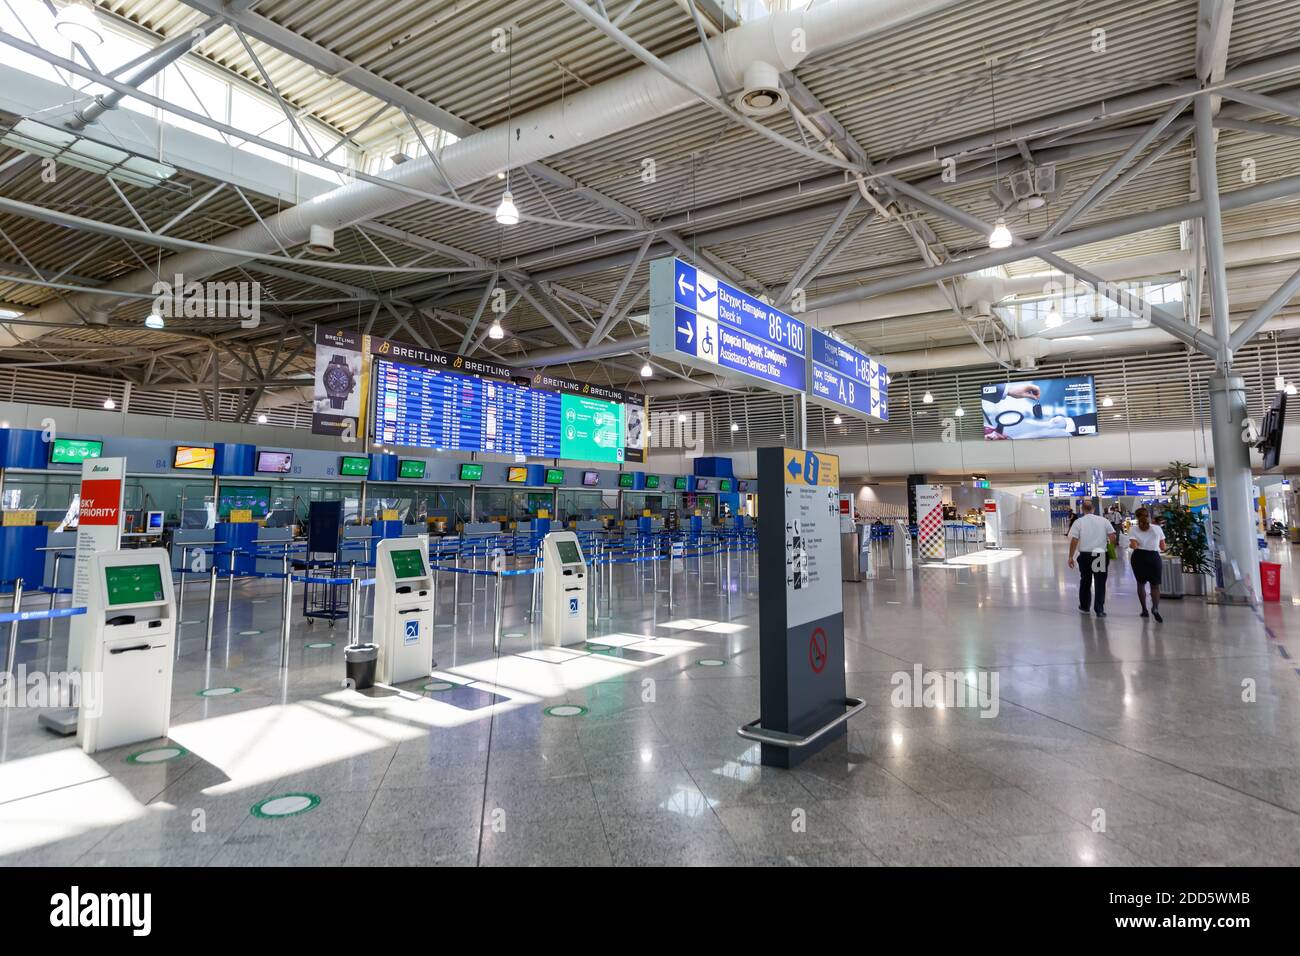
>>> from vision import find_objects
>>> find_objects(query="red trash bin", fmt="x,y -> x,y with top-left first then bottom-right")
1260,561 -> 1282,602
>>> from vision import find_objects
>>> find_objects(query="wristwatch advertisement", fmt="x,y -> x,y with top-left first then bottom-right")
311,326 -> 368,440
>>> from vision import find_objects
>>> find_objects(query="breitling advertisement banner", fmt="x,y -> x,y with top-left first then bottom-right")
312,326 -> 368,441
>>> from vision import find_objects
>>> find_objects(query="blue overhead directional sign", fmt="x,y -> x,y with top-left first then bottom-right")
808,328 -> 889,422
649,257 -> 807,394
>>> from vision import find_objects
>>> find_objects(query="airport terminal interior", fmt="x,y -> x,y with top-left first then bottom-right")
0,0 -> 1298,870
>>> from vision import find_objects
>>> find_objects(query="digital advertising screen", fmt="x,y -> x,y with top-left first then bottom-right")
48,438 -> 103,464
561,394 -> 624,464
981,376 -> 1098,441
507,466 -> 527,483
398,459 -> 426,479
339,455 -> 370,477
459,463 -> 483,481
582,470 -> 600,487
256,451 -> 293,474
218,486 -> 271,518
174,445 -> 215,469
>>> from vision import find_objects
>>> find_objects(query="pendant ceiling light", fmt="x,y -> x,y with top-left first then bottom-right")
488,318 -> 505,339
986,60 -> 1013,251
922,390 -> 934,404
1044,303 -> 1063,327
640,360 -> 652,377
495,25 -> 519,226
988,217 -> 1013,249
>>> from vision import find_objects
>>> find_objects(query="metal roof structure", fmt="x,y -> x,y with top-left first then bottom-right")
2,0 -> 1300,456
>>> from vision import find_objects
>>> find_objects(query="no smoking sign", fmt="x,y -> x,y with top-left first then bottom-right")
808,627 -> 828,674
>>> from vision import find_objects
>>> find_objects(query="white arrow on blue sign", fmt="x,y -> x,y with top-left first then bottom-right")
649,257 -> 807,394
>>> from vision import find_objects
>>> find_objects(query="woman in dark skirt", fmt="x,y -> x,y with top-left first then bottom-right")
1128,507 -> 1167,622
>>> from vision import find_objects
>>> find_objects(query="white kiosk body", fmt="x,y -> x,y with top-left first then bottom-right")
374,535 -> 434,685
541,531 -> 587,647
892,518 -> 913,569
983,499 -> 1001,548
78,548 -> 176,754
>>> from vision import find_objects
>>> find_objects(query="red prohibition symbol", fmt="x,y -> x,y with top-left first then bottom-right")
809,627 -> 828,674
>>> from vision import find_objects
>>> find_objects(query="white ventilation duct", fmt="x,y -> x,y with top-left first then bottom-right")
5,0 -> 960,347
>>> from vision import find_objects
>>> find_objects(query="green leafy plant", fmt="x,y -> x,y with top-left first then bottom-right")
1158,461 -> 1211,575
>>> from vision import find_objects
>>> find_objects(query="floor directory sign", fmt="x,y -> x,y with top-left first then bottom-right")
808,328 -> 889,422
648,257 -> 807,393
756,447 -> 845,768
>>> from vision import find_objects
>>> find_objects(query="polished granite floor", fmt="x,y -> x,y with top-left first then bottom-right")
1,534 -> 1298,867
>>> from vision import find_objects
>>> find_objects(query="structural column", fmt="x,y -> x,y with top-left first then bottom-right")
1207,376 -> 1259,602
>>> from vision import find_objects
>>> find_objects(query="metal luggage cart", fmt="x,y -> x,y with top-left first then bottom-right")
299,559 -> 351,625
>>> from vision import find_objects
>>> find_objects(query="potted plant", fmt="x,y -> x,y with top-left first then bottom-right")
1158,461 -> 1213,596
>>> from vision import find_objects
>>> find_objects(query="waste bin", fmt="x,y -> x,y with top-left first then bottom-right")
1260,561 -> 1282,602
1160,555 -> 1183,598
345,643 -> 378,690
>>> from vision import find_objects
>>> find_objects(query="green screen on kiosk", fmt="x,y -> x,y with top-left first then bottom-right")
555,540 -> 582,564
389,549 -> 426,579
645,475 -> 660,489
340,455 -> 370,476
104,563 -> 164,606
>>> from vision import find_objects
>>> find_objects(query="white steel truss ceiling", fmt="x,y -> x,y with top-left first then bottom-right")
2,0 -> 1300,447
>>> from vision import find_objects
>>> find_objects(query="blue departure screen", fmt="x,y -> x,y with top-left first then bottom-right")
375,358 -> 562,456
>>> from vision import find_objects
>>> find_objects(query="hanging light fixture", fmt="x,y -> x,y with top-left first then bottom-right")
954,405 -> 965,417
1044,302 -> 1063,328
55,1 -> 104,48
495,25 -> 519,226
488,318 -> 505,339
1102,395 -> 1114,407
144,312 -> 164,330
494,191 -> 519,226
985,59 -> 1013,251
256,413 -> 268,424
1275,374 -> 1287,392
1288,383 -> 1298,396
833,414 -> 843,425
102,397 -> 115,410
988,217 -> 1013,249
922,390 -> 934,404
640,360 -> 653,377
730,422 -> 739,432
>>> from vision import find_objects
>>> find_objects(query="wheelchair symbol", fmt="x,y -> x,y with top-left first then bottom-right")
701,326 -> 713,356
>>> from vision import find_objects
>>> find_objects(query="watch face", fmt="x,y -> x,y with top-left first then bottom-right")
324,365 -> 351,395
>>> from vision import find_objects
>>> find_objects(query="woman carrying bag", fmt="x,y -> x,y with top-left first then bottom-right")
1128,507 -> 1167,622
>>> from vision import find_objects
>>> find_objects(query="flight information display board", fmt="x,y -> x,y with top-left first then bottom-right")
375,358 -> 561,457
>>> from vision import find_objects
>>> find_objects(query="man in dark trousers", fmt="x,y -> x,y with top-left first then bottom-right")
1067,500 -> 1119,617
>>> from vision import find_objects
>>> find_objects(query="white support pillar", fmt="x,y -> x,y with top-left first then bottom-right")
1208,376 -> 1258,603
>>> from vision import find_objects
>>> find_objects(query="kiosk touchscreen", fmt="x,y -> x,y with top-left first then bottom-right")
78,549 -> 176,754
374,536 -> 434,684
541,531 -> 587,647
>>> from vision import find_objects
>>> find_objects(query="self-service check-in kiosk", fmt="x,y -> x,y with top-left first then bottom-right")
78,549 -> 176,754
374,535 -> 434,685
541,531 -> 587,647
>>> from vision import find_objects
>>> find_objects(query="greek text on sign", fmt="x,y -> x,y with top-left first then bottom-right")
808,328 -> 889,422
648,257 -> 807,394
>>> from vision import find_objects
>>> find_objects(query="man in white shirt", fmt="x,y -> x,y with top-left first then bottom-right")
1067,500 -> 1119,617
